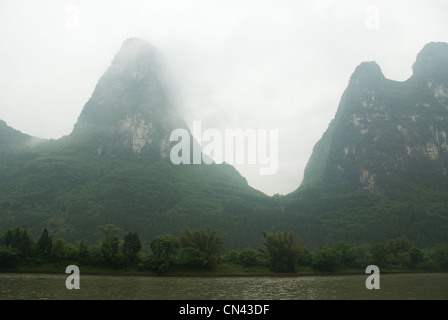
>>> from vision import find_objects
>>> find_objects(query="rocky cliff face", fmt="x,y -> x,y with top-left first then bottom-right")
72,38 -> 186,157
301,42 -> 448,194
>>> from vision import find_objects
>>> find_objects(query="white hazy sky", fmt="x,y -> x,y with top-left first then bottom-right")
1,0 -> 448,196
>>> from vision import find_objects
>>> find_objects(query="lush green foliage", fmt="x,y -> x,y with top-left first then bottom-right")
123,232 -> 142,267
179,226 -> 226,269
96,224 -> 121,267
260,230 -> 301,272
294,43 -> 448,251
36,228 -> 52,262
2,125 -> 446,253
1,225 -> 447,275
0,134 -> 274,251
1,42 -> 448,256
147,234 -> 179,272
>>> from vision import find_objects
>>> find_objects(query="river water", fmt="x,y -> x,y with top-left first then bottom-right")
0,272 -> 447,300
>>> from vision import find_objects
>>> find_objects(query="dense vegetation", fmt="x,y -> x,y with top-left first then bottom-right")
1,134 -> 448,253
1,225 -> 447,274
289,43 -> 448,251
0,135 -> 272,250
1,41 -> 447,259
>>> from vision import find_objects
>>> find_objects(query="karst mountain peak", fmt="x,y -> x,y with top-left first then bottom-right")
71,37 -> 186,156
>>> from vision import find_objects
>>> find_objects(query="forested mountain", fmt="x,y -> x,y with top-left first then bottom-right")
0,38 -> 271,250
284,42 -> 448,248
70,38 -> 186,157
1,40 -> 447,251
300,42 -> 448,194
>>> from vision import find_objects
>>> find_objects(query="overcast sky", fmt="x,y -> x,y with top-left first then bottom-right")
1,0 -> 448,196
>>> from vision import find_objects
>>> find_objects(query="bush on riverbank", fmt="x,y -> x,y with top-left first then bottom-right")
1,225 -> 448,275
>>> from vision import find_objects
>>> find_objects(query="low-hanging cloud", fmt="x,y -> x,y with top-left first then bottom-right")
1,0 -> 447,195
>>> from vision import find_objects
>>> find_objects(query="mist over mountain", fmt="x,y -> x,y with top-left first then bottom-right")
284,42 -> 448,247
71,37 -> 187,156
0,120 -> 45,152
301,42 -> 448,195
0,39 -> 447,250
0,38 -> 269,249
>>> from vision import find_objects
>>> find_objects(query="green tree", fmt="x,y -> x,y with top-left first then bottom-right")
388,236 -> 412,255
2,229 -> 13,247
237,249 -> 259,266
408,246 -> 425,269
36,228 -> 52,262
151,234 -> 179,258
65,243 -> 79,261
3,228 -> 35,261
260,230 -> 301,273
0,246 -> 17,269
179,226 -> 226,269
433,244 -> 448,270
312,247 -> 339,272
298,247 -> 313,266
333,241 -> 352,268
348,245 -> 371,268
370,243 -> 391,268
146,234 -> 180,272
20,229 -> 35,259
96,224 -> 121,267
146,254 -> 171,273
221,250 -> 238,264
51,238 -> 66,262
123,232 -> 142,267
177,247 -> 208,268
78,241 -> 89,264
386,236 -> 417,268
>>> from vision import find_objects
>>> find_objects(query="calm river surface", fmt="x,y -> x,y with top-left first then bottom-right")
0,272 -> 447,300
